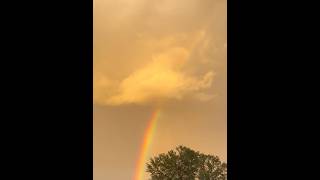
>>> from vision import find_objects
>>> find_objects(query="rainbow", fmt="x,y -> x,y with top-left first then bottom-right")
133,108 -> 161,180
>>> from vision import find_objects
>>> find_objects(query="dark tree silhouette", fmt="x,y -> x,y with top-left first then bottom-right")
146,146 -> 227,180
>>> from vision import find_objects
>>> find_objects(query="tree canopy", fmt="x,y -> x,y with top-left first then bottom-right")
146,146 -> 227,180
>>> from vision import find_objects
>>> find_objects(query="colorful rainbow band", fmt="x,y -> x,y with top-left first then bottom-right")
133,108 -> 161,180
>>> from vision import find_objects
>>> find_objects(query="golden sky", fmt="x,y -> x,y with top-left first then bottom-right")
94,0 -> 226,179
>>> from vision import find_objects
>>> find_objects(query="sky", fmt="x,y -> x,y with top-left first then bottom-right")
93,0 -> 226,179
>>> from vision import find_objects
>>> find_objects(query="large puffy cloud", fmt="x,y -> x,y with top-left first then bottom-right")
94,46 -> 215,106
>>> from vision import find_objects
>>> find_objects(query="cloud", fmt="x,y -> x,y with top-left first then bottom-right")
93,0 -> 226,106
94,47 -> 215,106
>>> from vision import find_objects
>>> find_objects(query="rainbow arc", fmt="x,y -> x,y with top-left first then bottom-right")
133,108 -> 161,180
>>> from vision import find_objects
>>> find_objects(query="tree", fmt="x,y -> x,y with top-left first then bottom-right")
146,146 -> 227,180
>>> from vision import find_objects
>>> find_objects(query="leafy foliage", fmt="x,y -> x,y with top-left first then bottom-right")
146,146 -> 227,180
